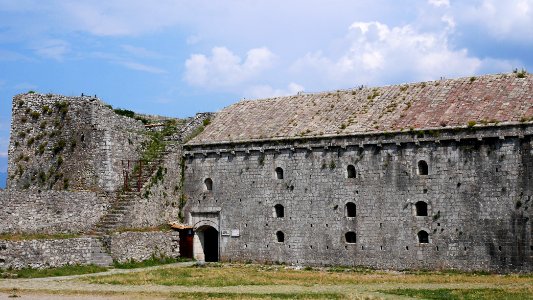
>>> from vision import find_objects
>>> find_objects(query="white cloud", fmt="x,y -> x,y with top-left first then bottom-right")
184,47 -> 276,88
459,0 -> 533,40
60,0 -> 189,36
441,15 -> 456,29
0,152 -> 7,158
32,39 -> 70,61
428,0 -> 450,7
186,35 -> 202,45
121,45 -> 163,59
91,51 -> 167,74
290,21 -> 504,87
245,82 -> 304,99
118,61 -> 167,74
0,49 -> 32,62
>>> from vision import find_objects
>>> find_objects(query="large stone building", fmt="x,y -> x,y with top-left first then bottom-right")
183,73 -> 533,272
1,73 -> 532,272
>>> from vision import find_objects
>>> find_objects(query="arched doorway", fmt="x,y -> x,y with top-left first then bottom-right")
195,225 -> 219,262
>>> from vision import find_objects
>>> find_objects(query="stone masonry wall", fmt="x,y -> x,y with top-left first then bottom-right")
0,231 -> 178,270
121,145 -> 183,228
184,125 -> 533,272
103,231 -> 179,263
0,190 -> 110,234
0,237 -> 112,269
7,93 -> 147,193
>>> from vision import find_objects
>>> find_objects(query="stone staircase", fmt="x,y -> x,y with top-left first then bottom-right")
89,238 -> 113,266
123,159 -> 164,193
93,154 -> 169,235
93,191 -> 139,234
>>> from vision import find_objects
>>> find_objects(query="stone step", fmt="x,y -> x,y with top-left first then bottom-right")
89,240 -> 113,266
111,208 -> 127,212
106,212 -> 126,217
100,220 -> 121,225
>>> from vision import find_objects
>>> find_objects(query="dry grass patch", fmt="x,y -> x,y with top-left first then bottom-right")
1,288 -> 346,300
0,233 -> 80,241
81,263 -> 533,287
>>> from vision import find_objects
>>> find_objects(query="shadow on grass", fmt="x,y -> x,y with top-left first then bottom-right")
113,256 -> 193,269
381,288 -> 533,300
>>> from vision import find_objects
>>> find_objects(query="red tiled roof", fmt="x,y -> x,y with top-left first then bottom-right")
188,73 -> 533,145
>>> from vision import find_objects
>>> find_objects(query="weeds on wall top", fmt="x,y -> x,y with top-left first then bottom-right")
106,103 -> 151,124
113,108 -> 135,119
183,117 -> 211,143
513,68 -> 528,78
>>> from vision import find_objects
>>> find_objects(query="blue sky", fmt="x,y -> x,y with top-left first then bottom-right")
1,0 -> 533,187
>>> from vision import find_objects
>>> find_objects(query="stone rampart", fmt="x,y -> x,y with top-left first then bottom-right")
0,231 -> 179,270
0,190 -> 109,234
7,93 -> 147,193
0,237 -> 112,269
103,231 -> 179,263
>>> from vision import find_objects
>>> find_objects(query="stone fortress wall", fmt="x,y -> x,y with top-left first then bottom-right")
0,231 -> 179,269
0,93 -> 208,269
7,93 -> 147,193
183,73 -> 533,272
183,125 -> 533,272
0,190 -> 108,234
0,93 -> 213,234
2,73 -> 533,272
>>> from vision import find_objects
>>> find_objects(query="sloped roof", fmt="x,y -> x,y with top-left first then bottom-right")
188,73 -> 533,145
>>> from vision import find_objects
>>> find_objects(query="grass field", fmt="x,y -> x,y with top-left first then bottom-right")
82,263 -> 533,287
2,263 -> 532,299
73,263 -> 533,299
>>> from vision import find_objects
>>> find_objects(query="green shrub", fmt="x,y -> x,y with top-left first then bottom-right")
54,101 -> 69,115
38,171 -> 47,183
42,105 -> 51,114
135,116 -> 149,124
52,139 -> 66,154
514,68 -> 528,78
30,111 -> 40,119
37,142 -> 47,155
113,108 -> 135,118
